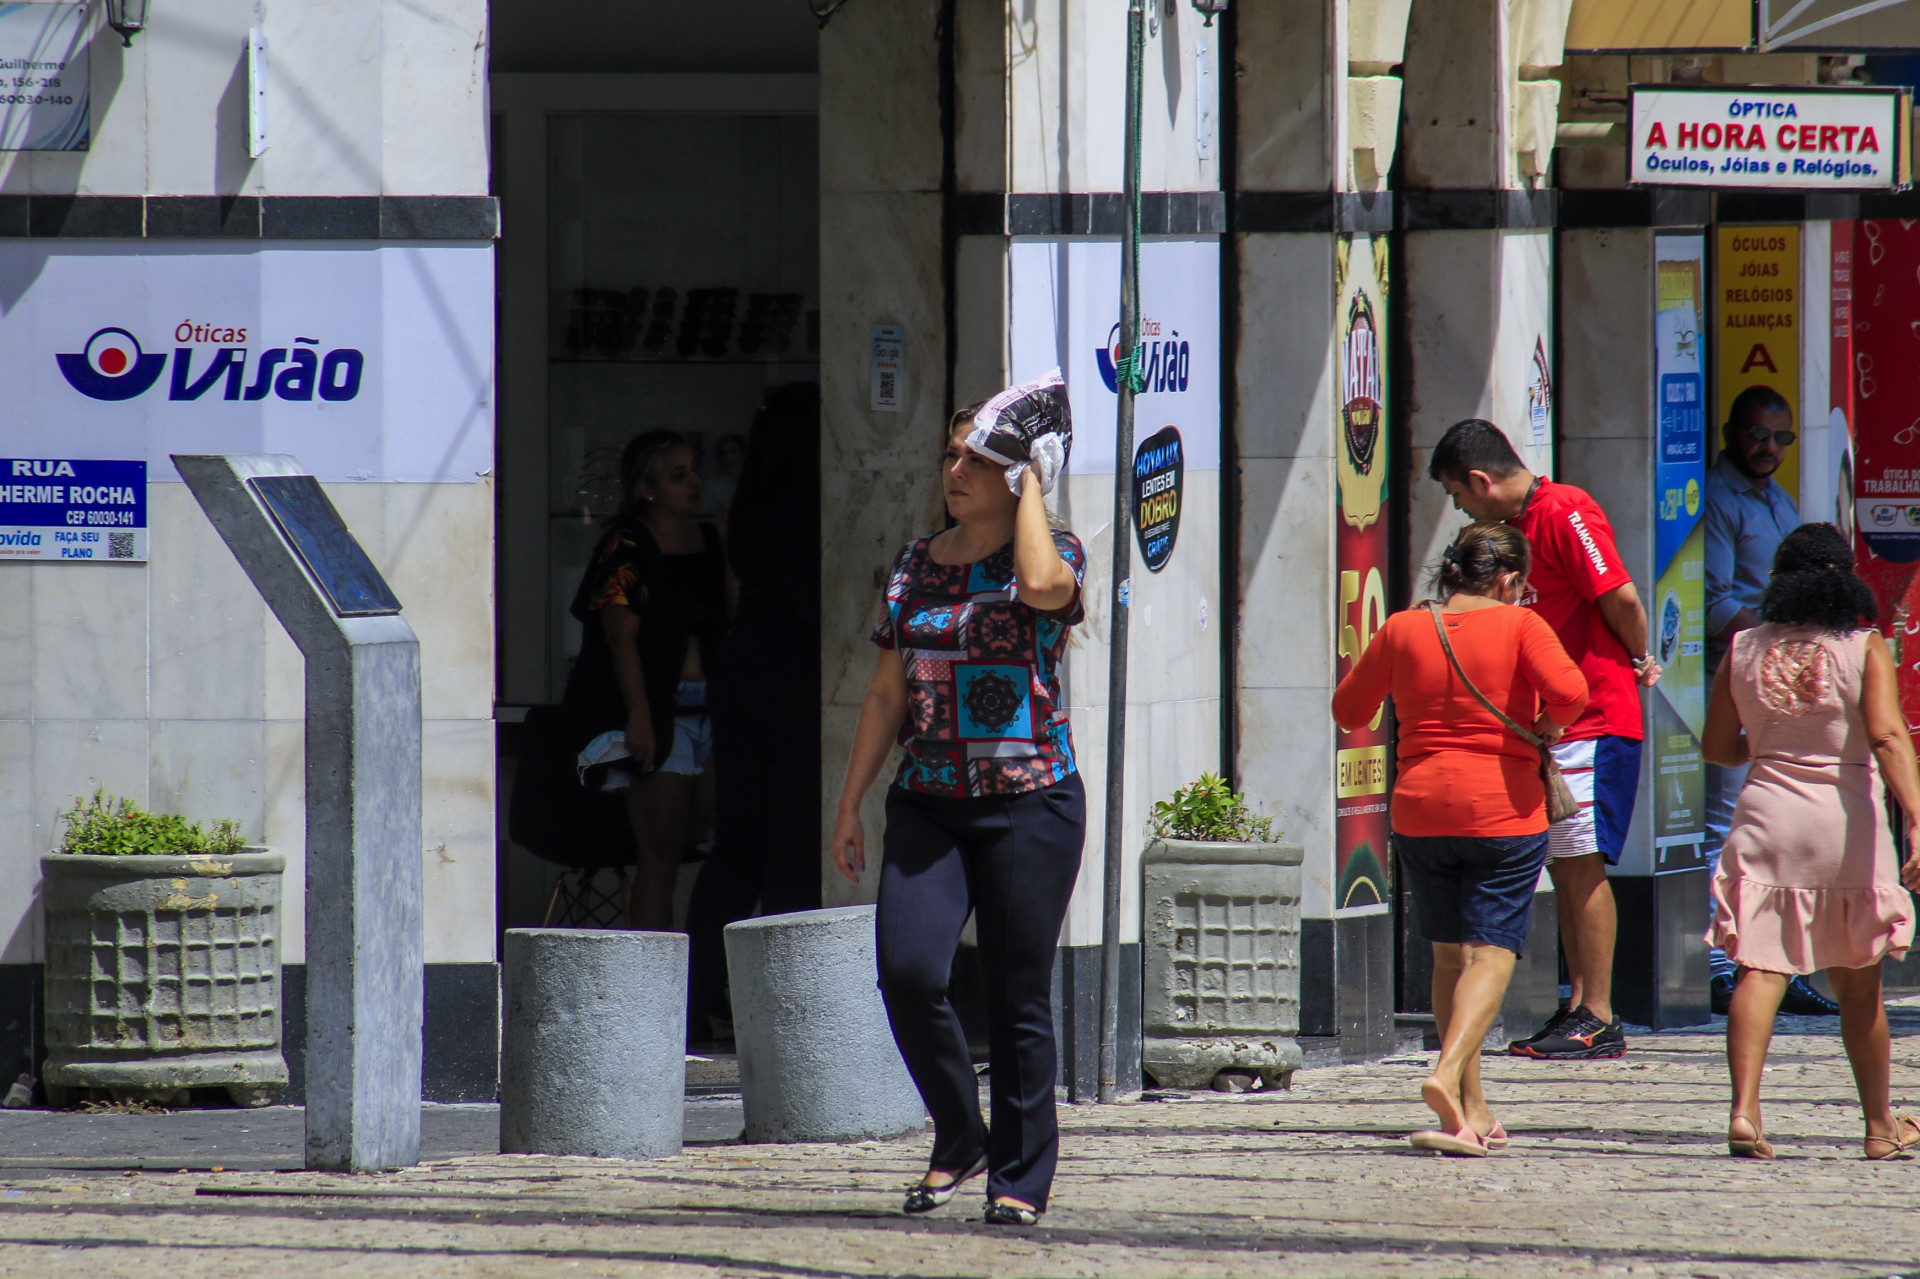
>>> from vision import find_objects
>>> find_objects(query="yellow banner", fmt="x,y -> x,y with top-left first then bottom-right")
1715,225 -> 1800,500
1335,745 -> 1389,799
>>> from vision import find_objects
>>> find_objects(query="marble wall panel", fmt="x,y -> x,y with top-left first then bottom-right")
147,488 -> 266,722
1236,685 -> 1337,917
1558,228 -> 1655,444
820,0 -> 943,195
818,701 -> 891,909
29,719 -> 150,860
1236,235 -> 1335,462
0,568 -> 29,720
820,192 -> 947,471
420,717 -> 496,963
0,720 -> 36,963
1008,0 -> 1222,194
138,0 -> 263,196
1237,455 -> 1333,689
1234,0 -> 1339,191
147,718 -> 269,843
29,561 -> 148,721
263,0 -> 386,196
380,0 -> 491,197
381,483 -> 495,723
261,719 -> 307,963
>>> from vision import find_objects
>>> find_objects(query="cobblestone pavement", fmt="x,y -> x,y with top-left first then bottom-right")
6,1006 -> 1920,1278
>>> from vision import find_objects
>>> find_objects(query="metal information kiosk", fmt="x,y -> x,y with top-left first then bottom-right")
174,453 -> 424,1173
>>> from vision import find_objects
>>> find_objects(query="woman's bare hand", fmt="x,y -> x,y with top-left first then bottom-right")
830,807 -> 866,884
1531,711 -> 1566,746
624,713 -> 656,774
1903,824 -> 1920,893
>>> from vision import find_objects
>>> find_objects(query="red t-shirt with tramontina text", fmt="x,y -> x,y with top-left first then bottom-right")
1511,478 -> 1643,743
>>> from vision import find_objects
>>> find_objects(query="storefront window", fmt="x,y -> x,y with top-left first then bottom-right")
544,111 -> 818,696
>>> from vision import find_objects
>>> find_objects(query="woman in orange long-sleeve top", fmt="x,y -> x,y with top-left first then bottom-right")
1333,522 -> 1587,1156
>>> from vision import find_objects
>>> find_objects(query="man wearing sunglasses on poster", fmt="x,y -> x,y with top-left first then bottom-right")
1702,384 -> 1839,1018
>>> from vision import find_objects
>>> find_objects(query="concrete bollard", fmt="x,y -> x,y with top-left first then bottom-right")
724,905 -> 925,1143
500,928 -> 688,1161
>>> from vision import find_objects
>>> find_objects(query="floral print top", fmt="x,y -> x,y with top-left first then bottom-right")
871,530 -> 1087,797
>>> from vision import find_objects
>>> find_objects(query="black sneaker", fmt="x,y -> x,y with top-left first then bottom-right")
1513,1005 -> 1626,1060
1506,1005 -> 1575,1056
1780,975 -> 1840,1016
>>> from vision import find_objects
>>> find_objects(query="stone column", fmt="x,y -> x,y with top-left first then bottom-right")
1231,0 -> 1403,1063
1394,0 -> 1571,1039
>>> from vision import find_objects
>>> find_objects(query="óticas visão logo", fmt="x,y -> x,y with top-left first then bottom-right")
58,326 -> 366,403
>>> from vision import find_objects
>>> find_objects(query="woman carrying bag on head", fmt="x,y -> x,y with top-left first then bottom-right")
1333,522 -> 1587,1156
830,373 -> 1086,1226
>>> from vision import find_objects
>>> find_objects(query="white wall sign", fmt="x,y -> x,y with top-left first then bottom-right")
0,242 -> 495,482
1009,237 -> 1221,473
0,2 -> 88,152
1630,85 -> 1912,190
869,323 -> 903,412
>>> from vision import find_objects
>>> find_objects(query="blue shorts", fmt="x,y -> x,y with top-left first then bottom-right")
1396,832 -> 1551,956
1547,736 -> 1642,866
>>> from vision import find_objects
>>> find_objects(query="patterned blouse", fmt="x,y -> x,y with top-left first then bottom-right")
871,530 -> 1087,797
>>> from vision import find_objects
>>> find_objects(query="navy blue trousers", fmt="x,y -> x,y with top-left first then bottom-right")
875,773 -> 1085,1211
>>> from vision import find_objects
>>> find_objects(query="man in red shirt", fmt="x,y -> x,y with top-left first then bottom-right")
1428,420 -> 1662,1060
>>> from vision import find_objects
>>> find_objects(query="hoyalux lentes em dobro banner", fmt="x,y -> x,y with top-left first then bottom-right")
1630,85 -> 1912,190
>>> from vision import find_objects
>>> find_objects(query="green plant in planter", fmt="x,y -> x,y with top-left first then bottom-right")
1150,773 -> 1276,844
55,789 -> 245,857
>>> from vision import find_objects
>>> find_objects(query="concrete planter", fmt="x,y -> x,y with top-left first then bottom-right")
1141,837 -> 1304,1090
41,851 -> 290,1107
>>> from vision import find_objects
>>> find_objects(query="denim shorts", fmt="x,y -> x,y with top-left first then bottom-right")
657,679 -> 714,777
1395,831 -> 1551,956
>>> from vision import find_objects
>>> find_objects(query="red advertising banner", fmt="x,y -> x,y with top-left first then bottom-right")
1333,236 -> 1391,910
1833,220 -> 1920,732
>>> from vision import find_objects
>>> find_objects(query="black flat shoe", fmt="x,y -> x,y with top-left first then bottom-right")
983,1200 -> 1041,1226
901,1154 -> 987,1215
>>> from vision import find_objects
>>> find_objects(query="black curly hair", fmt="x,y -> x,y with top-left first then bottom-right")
1757,523 -> 1877,630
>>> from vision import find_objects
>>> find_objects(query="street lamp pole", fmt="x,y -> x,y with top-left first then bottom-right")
1097,0 -> 1148,1106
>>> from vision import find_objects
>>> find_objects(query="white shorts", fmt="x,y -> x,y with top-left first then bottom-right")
1544,736 -> 1642,866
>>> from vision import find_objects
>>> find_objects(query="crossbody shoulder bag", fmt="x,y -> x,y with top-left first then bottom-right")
1425,601 -> 1579,825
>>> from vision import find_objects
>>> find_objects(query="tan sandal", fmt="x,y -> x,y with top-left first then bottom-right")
1864,1112 -> 1920,1160
1728,1113 -> 1774,1159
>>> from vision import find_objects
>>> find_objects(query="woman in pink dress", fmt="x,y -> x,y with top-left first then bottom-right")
1705,523 -> 1920,1159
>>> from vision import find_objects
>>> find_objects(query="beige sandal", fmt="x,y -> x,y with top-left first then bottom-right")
1864,1112 -> 1920,1160
1728,1113 -> 1774,1159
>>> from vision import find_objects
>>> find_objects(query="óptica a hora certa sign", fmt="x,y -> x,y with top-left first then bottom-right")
1628,84 -> 1913,191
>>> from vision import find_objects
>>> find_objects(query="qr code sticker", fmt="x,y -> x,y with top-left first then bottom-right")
108,531 -> 135,559
879,371 -> 896,402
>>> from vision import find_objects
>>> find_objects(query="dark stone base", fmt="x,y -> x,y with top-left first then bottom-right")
1302,912 -> 1395,1062
1613,871 -> 1711,1030
0,962 -> 500,1105
1053,943 -> 1142,1101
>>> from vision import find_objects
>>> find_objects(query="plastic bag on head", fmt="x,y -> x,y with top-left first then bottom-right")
965,368 -> 1073,495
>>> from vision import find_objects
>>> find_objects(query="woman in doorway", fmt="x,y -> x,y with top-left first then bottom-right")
830,399 -> 1084,1226
1333,523 -> 1587,1156
1705,522 -> 1920,1159
563,428 -> 730,931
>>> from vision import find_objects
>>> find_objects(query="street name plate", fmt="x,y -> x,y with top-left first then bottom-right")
247,475 -> 402,617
